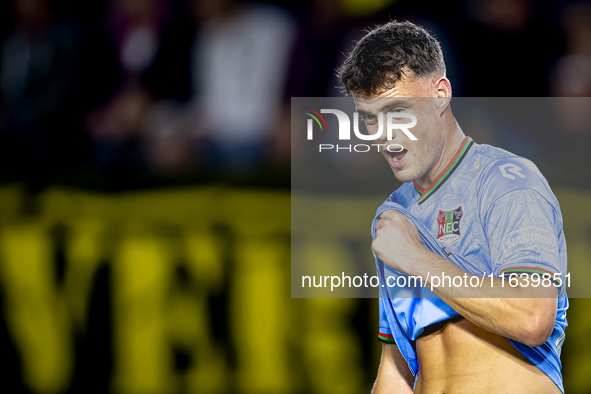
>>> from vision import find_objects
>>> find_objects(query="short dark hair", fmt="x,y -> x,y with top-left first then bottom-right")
338,21 -> 446,96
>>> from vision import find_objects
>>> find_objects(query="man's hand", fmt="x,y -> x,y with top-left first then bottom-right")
371,210 -> 428,275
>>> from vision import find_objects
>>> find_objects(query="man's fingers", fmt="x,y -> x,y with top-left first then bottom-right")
380,210 -> 408,221
378,211 -> 414,229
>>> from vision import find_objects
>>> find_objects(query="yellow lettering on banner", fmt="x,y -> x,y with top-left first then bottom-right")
0,224 -> 72,394
232,235 -> 290,394
298,239 -> 363,393
185,230 -> 223,289
304,298 -> 363,394
173,230 -> 228,393
63,220 -> 105,330
295,236 -> 361,294
112,231 -> 174,394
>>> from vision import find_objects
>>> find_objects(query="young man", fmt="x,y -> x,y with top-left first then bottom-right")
338,21 -> 567,393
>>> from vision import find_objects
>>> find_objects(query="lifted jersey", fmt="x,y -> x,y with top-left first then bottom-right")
374,137 -> 568,392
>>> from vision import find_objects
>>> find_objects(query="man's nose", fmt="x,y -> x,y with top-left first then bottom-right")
375,126 -> 387,141
375,120 -> 393,142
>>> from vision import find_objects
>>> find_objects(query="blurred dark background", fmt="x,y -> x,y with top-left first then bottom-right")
0,0 -> 590,393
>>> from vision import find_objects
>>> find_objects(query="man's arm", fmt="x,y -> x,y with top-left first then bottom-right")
372,343 -> 414,394
372,210 -> 558,348
407,250 -> 557,347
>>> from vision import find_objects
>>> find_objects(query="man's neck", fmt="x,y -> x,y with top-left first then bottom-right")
415,115 -> 466,189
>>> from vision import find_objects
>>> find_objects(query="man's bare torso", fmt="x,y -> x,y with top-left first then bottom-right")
413,319 -> 560,393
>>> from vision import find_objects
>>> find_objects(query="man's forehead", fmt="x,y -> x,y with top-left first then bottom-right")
353,76 -> 435,105
353,86 -> 406,102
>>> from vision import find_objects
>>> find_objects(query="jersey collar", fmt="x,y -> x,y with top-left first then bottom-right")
413,137 -> 474,205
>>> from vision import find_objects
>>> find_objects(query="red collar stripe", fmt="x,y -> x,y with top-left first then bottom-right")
414,137 -> 473,205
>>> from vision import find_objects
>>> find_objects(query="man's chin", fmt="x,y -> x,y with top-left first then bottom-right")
391,167 -> 417,183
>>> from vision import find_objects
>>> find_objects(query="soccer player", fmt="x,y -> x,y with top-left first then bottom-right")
338,21 -> 568,393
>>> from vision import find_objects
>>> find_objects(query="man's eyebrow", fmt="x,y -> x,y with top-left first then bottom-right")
356,99 -> 412,115
378,99 -> 411,112
357,109 -> 374,117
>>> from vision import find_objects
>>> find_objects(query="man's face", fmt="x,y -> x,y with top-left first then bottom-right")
354,77 -> 445,184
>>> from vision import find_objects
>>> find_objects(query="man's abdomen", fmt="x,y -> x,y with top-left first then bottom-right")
414,318 -> 560,394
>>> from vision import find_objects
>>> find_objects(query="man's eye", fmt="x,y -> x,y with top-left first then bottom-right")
363,115 -> 377,125
392,108 -> 404,113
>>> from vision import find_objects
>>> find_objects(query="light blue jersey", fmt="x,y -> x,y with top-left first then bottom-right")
374,137 -> 568,392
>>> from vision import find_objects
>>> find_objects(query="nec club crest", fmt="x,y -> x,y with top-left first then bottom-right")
437,205 -> 464,244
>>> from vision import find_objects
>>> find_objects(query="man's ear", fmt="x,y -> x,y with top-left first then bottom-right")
434,77 -> 452,112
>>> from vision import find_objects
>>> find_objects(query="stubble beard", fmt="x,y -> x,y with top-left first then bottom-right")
391,164 -> 421,184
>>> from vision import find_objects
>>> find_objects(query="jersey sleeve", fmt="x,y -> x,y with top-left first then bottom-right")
377,297 -> 396,344
478,157 -> 566,285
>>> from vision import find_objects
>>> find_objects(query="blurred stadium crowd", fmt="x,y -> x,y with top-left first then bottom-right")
1,1 -> 591,394
0,0 -> 590,191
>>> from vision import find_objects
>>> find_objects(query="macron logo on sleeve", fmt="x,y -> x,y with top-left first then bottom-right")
498,163 -> 525,180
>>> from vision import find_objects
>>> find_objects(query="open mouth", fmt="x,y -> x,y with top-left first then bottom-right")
385,148 -> 407,169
